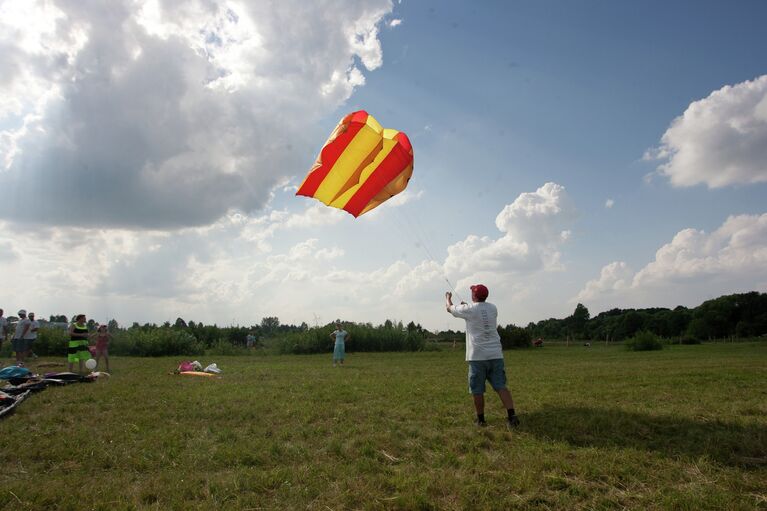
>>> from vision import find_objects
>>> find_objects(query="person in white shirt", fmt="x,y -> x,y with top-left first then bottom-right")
446,285 -> 519,428
0,308 -> 8,351
25,312 -> 40,359
12,309 -> 32,365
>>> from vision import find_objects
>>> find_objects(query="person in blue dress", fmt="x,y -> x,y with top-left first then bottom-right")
330,321 -> 350,366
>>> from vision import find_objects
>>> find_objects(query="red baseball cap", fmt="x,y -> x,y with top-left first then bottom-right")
470,284 -> 489,300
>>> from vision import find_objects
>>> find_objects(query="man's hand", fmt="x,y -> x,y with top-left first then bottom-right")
445,291 -> 453,311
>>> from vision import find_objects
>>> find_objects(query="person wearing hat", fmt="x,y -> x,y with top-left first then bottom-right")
445,285 -> 520,428
11,309 -> 32,365
25,312 -> 40,360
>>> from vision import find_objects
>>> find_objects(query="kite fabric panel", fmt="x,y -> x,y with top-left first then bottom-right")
296,110 -> 414,217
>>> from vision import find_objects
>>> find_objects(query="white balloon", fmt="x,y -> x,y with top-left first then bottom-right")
85,358 -> 97,370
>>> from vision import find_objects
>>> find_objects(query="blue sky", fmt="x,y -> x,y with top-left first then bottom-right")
1,0 -> 766,329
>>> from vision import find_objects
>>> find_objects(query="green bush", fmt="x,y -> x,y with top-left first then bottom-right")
498,324 -> 532,349
205,340 -> 252,356
679,336 -> 702,345
111,329 -> 204,357
32,327 -> 70,356
420,341 -> 443,352
276,324 -> 425,355
626,331 -> 664,351
277,329 -> 329,355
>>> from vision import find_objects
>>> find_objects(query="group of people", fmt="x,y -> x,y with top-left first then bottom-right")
0,309 -> 111,373
3,282 -> 519,428
325,284 -> 520,429
0,308 -> 39,366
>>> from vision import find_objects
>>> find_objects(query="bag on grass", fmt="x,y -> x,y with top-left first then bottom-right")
204,363 -> 221,374
178,361 -> 195,372
0,366 -> 31,380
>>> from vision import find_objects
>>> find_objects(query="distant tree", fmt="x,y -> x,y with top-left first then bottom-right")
568,303 -> 590,339
525,291 -> 766,343
686,317 -> 710,340
107,319 -> 119,332
668,306 -> 692,336
615,311 -> 645,340
260,316 -> 280,335
174,317 -> 188,329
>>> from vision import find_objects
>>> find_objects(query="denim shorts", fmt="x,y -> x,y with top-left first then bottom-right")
11,338 -> 29,353
468,359 -> 507,394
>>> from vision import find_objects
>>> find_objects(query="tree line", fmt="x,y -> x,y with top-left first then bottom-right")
4,291 -> 765,358
525,292 -> 767,342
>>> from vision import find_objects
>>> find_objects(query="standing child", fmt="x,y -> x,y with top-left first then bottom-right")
329,322 -> 350,367
91,324 -> 111,372
67,314 -> 91,373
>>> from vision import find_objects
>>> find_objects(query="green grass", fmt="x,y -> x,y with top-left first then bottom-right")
1,342 -> 766,510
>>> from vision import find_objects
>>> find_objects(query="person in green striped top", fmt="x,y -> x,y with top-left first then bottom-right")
67,314 -> 91,373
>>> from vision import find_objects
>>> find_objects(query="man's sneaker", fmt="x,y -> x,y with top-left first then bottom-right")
475,418 -> 487,427
507,415 -> 520,428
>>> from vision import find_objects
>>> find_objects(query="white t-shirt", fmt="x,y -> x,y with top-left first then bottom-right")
25,320 -> 40,340
449,301 -> 503,361
13,318 -> 31,339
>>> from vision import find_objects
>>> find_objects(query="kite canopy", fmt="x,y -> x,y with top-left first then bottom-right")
297,110 -> 413,217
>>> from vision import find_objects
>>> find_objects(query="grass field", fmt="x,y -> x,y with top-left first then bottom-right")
1,342 -> 766,510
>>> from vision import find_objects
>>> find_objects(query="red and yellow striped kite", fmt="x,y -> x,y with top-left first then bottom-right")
296,110 -> 413,217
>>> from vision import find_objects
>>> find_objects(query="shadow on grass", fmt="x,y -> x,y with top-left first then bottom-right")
524,406 -> 767,468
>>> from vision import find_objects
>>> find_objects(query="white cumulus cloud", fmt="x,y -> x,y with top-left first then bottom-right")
575,213 -> 767,308
445,182 -> 574,278
574,261 -> 633,302
646,75 -> 767,188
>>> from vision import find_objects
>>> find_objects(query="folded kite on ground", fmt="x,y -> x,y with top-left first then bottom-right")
0,390 -> 31,420
179,371 -> 217,378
